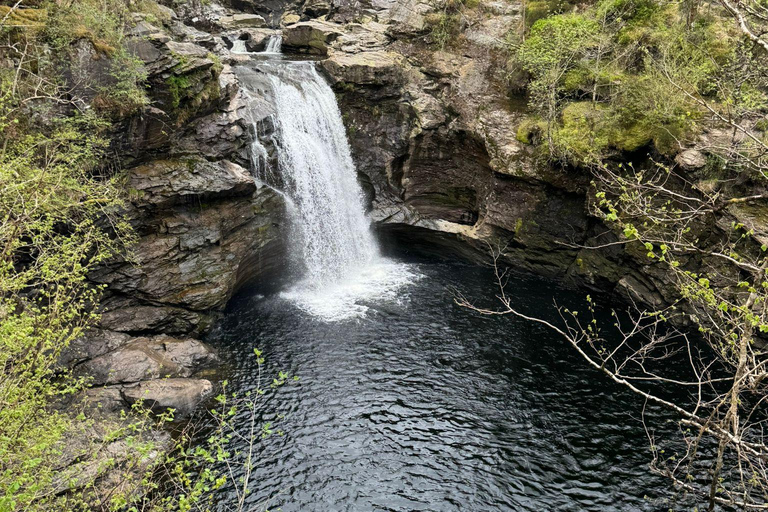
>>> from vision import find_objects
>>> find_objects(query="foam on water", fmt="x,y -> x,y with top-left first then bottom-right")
280,259 -> 420,321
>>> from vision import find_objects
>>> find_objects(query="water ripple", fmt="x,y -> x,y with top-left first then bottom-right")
204,263 -> 677,511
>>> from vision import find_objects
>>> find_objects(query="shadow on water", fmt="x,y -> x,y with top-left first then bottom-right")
200,260 -> 698,512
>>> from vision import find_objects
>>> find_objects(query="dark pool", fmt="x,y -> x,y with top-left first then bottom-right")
204,261 -> 678,511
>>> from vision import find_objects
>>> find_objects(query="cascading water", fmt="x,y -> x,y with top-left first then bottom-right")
231,34 -> 282,55
237,51 -> 417,320
263,33 -> 282,53
231,39 -> 248,54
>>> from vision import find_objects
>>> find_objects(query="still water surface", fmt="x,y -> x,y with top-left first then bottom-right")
205,262 -> 675,511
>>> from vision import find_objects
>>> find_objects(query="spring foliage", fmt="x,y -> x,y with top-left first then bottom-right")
0,1 -> 291,511
0,1 -> 141,508
514,0 -> 768,167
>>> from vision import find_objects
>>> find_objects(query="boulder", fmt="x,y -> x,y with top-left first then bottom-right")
122,378 -> 214,417
221,28 -> 275,51
60,329 -> 134,368
168,21 -> 220,50
282,12 -> 301,25
282,20 -> 343,54
75,335 -> 217,386
321,50 -> 403,86
219,13 -> 267,29
675,149 -> 707,170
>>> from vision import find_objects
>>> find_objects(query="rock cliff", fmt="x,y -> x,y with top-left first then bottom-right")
61,0 -> 767,419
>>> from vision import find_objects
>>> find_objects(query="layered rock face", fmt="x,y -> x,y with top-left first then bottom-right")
252,0 -> 760,312
63,0 -> 762,416
62,10 -> 288,416
281,1 -> 647,298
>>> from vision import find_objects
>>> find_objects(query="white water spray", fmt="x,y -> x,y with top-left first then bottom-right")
231,34 -> 283,55
231,39 -> 248,53
237,55 -> 416,320
263,33 -> 282,53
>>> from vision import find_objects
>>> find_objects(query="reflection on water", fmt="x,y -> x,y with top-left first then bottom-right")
203,262 -> 676,511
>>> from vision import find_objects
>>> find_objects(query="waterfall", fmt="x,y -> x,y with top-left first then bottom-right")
263,33 -> 282,53
231,34 -> 282,55
237,58 -> 416,320
231,39 -> 248,53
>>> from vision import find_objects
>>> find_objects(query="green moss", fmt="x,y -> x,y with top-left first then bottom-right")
174,72 -> 220,124
337,81 -> 356,92
425,11 -> 461,49
524,0 -> 579,27
549,102 -> 655,165
167,74 -> 192,109
516,118 -> 545,144
207,52 -> 223,75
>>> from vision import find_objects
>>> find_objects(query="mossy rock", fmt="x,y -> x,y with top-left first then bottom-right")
516,118 -> 545,145
552,102 -> 654,164
0,6 -> 47,28
524,0 -> 578,26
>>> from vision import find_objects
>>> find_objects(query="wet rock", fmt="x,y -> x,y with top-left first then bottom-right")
221,28 -> 275,51
122,378 -> 214,417
95,49 -> 285,331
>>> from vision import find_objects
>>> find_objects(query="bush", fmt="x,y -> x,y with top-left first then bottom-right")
426,0 -> 479,49
512,0 -> 754,167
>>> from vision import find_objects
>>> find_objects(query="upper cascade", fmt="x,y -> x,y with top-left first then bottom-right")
230,33 -> 282,55
264,33 -> 282,53
236,55 -> 416,320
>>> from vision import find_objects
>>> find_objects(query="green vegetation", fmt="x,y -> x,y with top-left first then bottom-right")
514,0 -> 767,168
0,1 -> 287,510
425,0 -> 479,49
483,0 -> 768,508
0,1 -> 148,509
522,0 -> 580,29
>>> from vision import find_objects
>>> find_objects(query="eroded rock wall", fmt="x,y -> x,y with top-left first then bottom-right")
68,0 -> 761,416
62,10 -> 289,416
